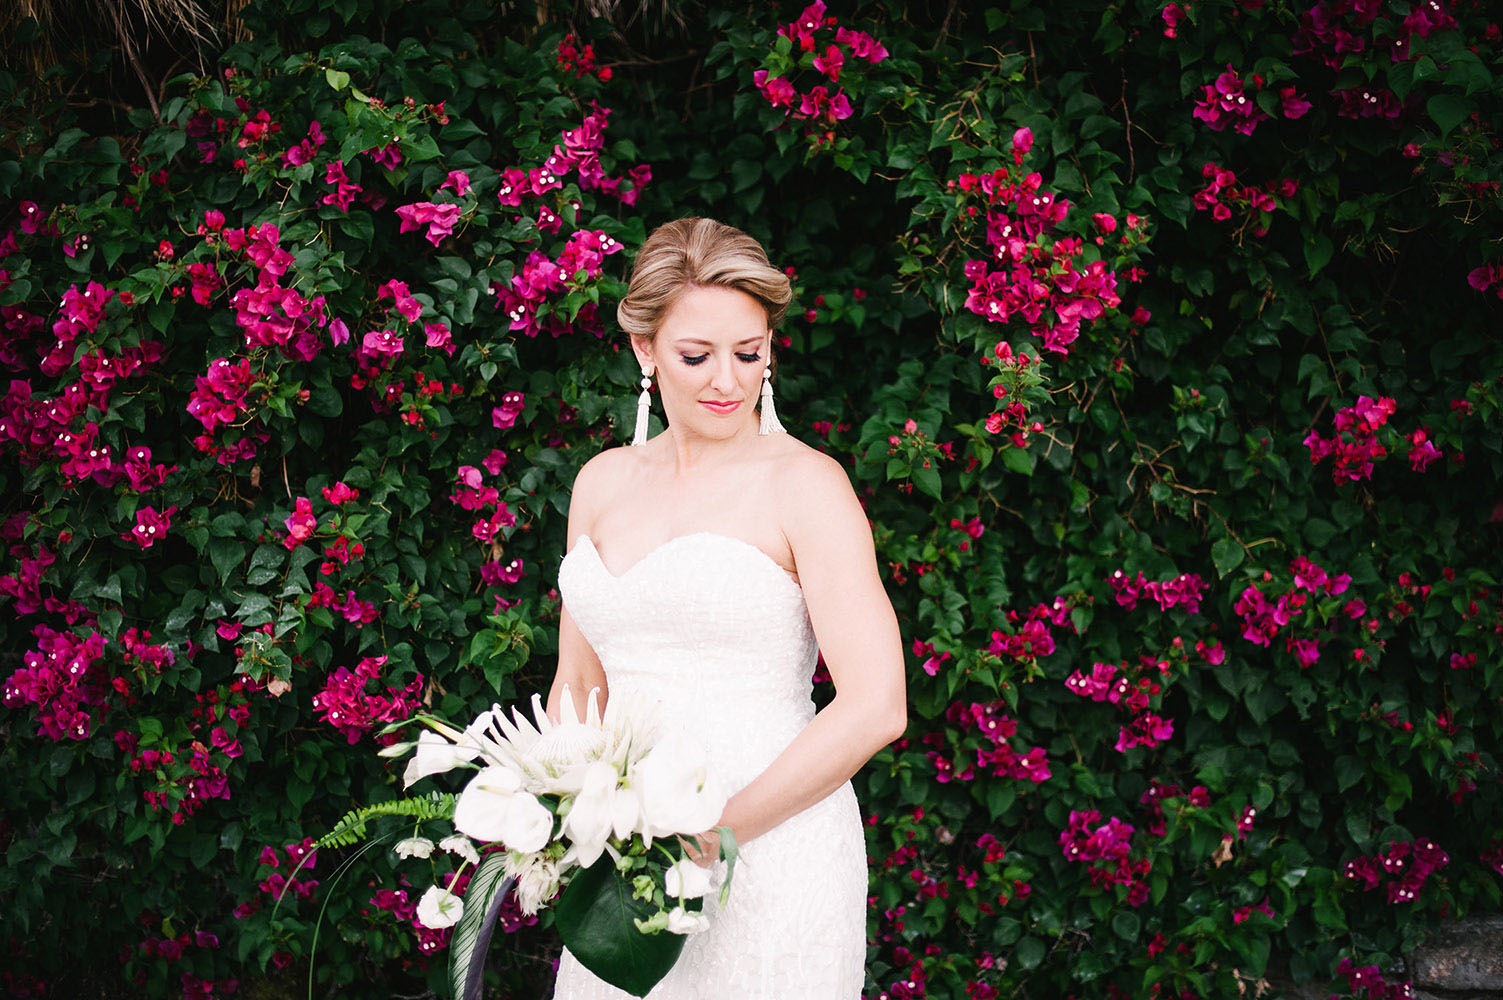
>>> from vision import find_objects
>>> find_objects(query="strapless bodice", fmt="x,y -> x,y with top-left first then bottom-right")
557,532 -> 819,792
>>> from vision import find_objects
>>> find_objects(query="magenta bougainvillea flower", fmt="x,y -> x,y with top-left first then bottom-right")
394,202 -> 461,246
310,654 -> 423,745
323,161 -> 362,212
321,481 -> 359,505
376,278 -> 423,323
283,497 -> 317,550
424,321 -> 454,357
492,391 -> 525,430
121,504 -> 179,550
439,169 -> 471,196
1305,395 -> 1398,483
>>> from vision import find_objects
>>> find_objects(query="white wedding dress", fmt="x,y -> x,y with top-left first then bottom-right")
551,531 -> 868,999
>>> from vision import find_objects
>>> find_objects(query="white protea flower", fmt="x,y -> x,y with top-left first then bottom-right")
415,884 -> 464,928
393,836 -> 436,859
438,834 -> 480,865
465,684 -> 660,797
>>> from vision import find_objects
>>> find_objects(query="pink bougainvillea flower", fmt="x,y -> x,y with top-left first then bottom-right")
328,318 -> 350,346
323,161 -> 362,212
492,391 -> 525,430
1011,127 -> 1034,160
813,43 -> 845,81
834,26 -> 888,62
394,202 -> 461,247
376,279 -> 423,323
359,329 -> 405,364
1279,86 -> 1312,118
481,449 -> 509,476
1161,2 -> 1187,36
1407,427 -> 1442,471
424,321 -> 454,357
753,70 -> 798,110
496,167 -> 527,207
122,504 -> 179,549
322,481 -> 359,505
365,142 -> 403,170
439,170 -> 472,196
283,497 -> 317,550
216,620 -> 243,640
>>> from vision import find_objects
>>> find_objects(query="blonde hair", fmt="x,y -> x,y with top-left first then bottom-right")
617,217 -> 792,343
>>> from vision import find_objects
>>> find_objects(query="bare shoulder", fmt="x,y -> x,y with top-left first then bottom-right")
770,436 -> 865,539
569,445 -> 638,530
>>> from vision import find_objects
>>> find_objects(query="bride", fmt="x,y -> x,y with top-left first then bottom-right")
545,217 -> 907,998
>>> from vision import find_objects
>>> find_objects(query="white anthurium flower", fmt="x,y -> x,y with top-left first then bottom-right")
393,836 -> 436,859
633,730 -> 728,844
664,904 -> 711,935
453,765 -> 555,852
402,728 -> 483,789
415,884 -> 464,929
663,857 -> 716,899
560,760 -> 625,869
438,834 -> 480,865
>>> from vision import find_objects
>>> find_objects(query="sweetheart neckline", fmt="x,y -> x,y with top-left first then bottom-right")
566,531 -> 803,592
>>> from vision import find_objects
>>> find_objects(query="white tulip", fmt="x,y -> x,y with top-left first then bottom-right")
664,904 -> 710,935
393,836 -> 435,859
663,858 -> 715,899
453,765 -> 554,852
415,884 -> 464,929
633,731 -> 727,843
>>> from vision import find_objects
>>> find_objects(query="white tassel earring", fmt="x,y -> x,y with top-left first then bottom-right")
631,366 -> 653,446
758,361 -> 785,436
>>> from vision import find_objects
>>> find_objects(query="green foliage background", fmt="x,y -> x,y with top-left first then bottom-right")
2,0 -> 1501,997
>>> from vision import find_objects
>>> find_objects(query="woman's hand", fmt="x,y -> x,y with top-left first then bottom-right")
678,827 -> 721,869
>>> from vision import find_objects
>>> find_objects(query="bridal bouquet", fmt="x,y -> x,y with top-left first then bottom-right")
317,684 -> 737,998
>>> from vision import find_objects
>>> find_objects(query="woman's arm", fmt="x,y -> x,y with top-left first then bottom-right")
688,449 -> 907,860
544,454 -> 611,725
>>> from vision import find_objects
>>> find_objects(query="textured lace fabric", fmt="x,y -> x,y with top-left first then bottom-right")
551,532 -> 867,1000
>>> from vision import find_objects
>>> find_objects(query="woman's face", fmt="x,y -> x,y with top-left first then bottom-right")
633,284 -> 771,441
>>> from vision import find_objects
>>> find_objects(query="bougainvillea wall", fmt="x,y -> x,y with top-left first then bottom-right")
2,0 -> 1501,997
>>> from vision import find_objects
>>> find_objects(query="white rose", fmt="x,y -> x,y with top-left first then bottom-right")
453,765 -> 555,852
633,731 -> 727,843
393,836 -> 435,860
438,834 -> 480,865
415,884 -> 464,929
663,858 -> 715,899
664,904 -> 710,935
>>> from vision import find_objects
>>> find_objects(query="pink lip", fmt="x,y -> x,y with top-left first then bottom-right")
700,400 -> 741,414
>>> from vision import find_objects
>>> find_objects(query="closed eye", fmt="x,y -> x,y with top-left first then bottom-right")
681,352 -> 763,366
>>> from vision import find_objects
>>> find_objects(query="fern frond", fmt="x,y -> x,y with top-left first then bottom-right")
317,791 -> 457,849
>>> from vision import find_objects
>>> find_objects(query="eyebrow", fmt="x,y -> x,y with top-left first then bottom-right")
675,337 -> 764,347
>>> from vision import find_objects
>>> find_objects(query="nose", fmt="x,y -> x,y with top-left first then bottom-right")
709,354 -> 738,395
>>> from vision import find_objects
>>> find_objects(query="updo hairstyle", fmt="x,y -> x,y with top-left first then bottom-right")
616,217 -> 793,347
